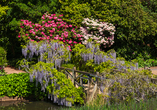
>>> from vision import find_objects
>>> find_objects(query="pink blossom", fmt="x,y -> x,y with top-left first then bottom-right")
69,40 -> 72,44
42,21 -> 45,24
73,41 -> 77,44
25,34 -> 28,36
54,35 -> 59,40
77,34 -> 81,37
21,26 -> 24,28
60,24 -> 65,27
48,21 -> 51,23
63,40 -> 65,42
59,37 -> 63,40
49,30 -> 53,33
28,37 -> 30,39
79,38 -> 82,40
52,24 -> 57,27
69,25 -> 72,27
41,16 -> 45,20
32,31 -> 36,35
54,17 -> 57,19
79,42 -> 81,44
70,44 -> 73,46
47,37 -> 50,39
50,34 -> 52,36
68,45 -> 71,48
52,28 -> 55,31
73,36 -> 76,38
57,19 -> 62,21
41,32 -> 45,35
59,14 -> 63,17
49,17 -> 53,20
18,35 -> 21,38
31,39 -> 34,41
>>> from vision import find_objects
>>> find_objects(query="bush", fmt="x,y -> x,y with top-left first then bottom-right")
0,47 -> 7,67
0,73 -> 48,101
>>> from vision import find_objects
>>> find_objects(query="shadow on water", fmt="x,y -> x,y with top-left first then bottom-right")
0,100 -> 70,110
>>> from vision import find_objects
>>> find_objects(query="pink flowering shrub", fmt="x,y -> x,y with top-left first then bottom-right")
18,12 -> 84,51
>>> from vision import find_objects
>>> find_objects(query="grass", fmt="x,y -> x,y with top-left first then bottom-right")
61,97 -> 157,110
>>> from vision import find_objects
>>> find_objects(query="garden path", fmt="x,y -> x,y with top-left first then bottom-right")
3,66 -> 157,75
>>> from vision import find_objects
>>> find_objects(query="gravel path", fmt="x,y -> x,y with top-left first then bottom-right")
3,66 -> 157,75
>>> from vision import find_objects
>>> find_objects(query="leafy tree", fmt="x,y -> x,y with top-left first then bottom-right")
58,0 -> 157,60
0,5 -> 9,19
0,0 -> 62,66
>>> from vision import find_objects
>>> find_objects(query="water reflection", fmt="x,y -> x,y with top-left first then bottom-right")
0,101 -> 68,110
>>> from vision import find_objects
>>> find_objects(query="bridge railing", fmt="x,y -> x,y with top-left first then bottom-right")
57,66 -> 101,103
57,66 -> 157,103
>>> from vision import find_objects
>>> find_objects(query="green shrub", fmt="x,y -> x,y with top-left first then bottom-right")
0,47 -> 7,67
0,73 -> 48,101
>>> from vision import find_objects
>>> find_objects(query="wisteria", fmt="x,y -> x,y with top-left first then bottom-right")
22,40 -> 71,69
79,41 -> 138,71
22,46 -> 28,58
21,40 -> 72,106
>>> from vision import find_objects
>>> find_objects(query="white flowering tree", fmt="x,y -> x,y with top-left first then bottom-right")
79,17 -> 116,48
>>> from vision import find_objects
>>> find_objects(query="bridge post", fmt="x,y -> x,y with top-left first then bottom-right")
87,72 -> 99,103
72,67 -> 76,87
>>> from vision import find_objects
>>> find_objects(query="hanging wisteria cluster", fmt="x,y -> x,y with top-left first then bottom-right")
21,40 -> 74,106
28,62 -> 74,107
22,40 -> 71,69
99,71 -> 157,105
80,42 -> 138,71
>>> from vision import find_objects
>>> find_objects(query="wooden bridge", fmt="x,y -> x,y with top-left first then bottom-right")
57,66 -> 157,104
57,66 -> 102,103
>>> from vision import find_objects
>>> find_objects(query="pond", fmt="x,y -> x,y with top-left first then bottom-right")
0,100 -> 69,110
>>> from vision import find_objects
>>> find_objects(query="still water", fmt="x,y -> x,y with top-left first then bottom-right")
0,101 -> 69,110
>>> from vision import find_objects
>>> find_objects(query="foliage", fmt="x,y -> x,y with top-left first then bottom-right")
0,67 -> 6,76
18,12 -> 84,51
58,0 -> 157,61
62,97 -> 157,110
140,0 -> 157,13
0,0 -> 62,65
18,40 -> 85,105
27,61 -> 85,104
0,47 -> 7,67
69,41 -> 157,105
18,40 -> 71,70
99,69 -> 157,105
71,42 -> 138,74
0,5 -> 9,19
0,73 -> 47,100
